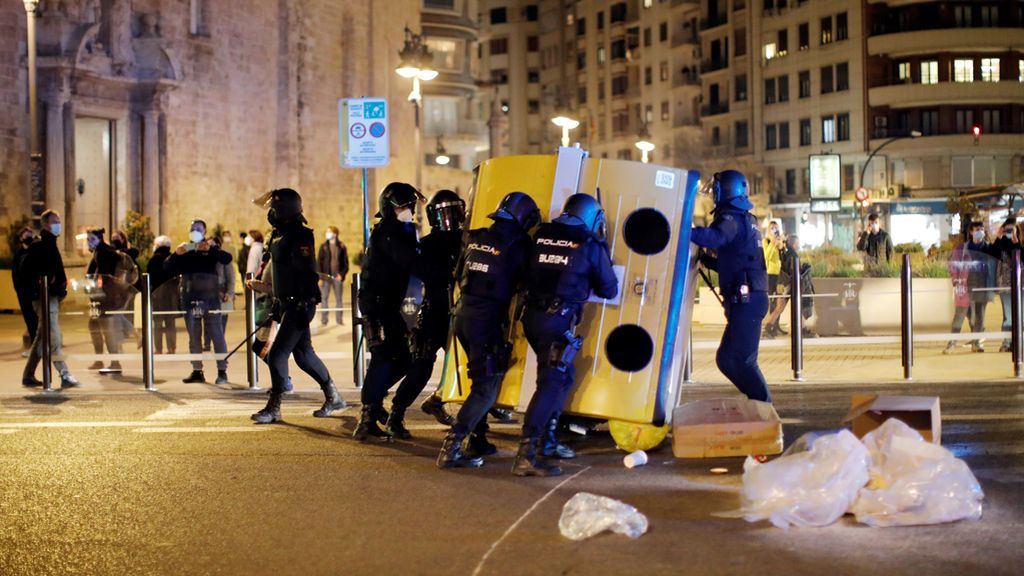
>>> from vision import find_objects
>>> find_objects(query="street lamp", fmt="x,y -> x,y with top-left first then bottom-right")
635,122 -> 655,164
24,1 -> 40,193
551,116 -> 579,148
434,136 -> 450,166
395,27 -> 437,204
858,130 -> 922,193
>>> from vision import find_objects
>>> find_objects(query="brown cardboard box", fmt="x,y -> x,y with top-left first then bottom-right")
671,398 -> 784,458
843,395 -> 941,444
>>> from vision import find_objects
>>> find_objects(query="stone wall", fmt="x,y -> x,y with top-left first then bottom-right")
0,3 -> 29,249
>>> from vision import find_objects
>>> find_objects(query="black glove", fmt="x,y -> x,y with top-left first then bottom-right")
365,318 -> 385,348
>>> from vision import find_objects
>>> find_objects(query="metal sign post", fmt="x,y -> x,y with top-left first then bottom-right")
141,274 -> 156,391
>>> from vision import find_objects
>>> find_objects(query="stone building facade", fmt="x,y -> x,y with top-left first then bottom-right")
1,0 -> 425,261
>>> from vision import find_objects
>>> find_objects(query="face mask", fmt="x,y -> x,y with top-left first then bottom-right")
50,223 -> 61,236
397,209 -> 414,223
972,231 -> 985,243
326,232 -> 336,241
870,224 -> 879,232
244,236 -> 254,247
189,230 -> 204,243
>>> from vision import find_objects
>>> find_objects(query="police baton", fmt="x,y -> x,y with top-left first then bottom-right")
696,266 -> 725,307
223,317 -> 272,363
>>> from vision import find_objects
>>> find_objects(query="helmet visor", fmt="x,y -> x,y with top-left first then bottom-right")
253,190 -> 274,208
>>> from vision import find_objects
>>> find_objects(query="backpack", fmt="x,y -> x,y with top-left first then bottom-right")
115,251 -> 140,286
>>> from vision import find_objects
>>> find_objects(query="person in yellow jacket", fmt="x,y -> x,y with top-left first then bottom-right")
762,220 -> 785,337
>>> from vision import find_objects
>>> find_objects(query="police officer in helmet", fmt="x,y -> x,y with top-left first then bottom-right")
437,192 -> 538,468
514,193 -> 618,477
250,188 -> 346,423
692,170 -> 771,403
355,182 -> 423,440
387,189 -> 465,439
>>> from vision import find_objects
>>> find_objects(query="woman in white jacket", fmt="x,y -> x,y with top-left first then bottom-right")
246,230 -> 265,278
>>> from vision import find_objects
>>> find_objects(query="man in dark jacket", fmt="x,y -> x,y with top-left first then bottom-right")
857,213 -> 894,268
147,236 -> 177,354
21,210 -> 79,388
989,218 -> 1020,352
317,225 -> 349,326
12,226 -> 37,351
164,219 -> 233,384
85,227 -> 127,373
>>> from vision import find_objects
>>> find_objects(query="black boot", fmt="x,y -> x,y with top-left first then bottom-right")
353,404 -> 390,441
182,370 -> 205,383
251,393 -> 283,424
313,381 -> 347,417
421,394 -> 454,426
512,437 -> 562,477
437,431 -> 484,469
386,405 -> 412,439
488,407 -> 515,423
374,405 -> 389,426
541,418 -> 576,459
466,430 -> 498,458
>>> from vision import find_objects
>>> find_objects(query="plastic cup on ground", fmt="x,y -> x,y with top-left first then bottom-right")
624,450 -> 648,468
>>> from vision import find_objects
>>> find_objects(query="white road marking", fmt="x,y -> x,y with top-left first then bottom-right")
472,466 -> 591,576
146,398 -> 275,420
404,423 -> 519,431
0,429 -> 20,434
0,421 -> 172,429
133,426 -> 271,433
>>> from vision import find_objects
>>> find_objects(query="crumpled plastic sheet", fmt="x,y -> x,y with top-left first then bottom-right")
850,418 -> 984,527
719,429 -> 871,528
558,492 -> 649,541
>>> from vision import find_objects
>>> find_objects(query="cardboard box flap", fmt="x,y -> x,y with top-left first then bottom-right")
842,395 -> 940,423
674,398 -> 780,426
843,394 -> 942,445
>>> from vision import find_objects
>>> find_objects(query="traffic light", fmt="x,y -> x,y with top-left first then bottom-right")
972,124 -> 981,144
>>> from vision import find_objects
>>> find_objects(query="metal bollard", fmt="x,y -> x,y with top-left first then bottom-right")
790,253 -> 804,381
900,253 -> 913,380
141,274 -> 157,391
351,274 -> 365,388
1012,249 -> 1022,378
244,273 -> 261,391
40,275 -> 52,392
683,332 -> 693,383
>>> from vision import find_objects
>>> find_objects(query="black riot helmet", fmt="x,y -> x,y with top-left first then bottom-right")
254,188 -> 304,227
488,192 -> 541,232
376,182 -> 425,220
559,193 -> 606,237
426,189 -> 466,232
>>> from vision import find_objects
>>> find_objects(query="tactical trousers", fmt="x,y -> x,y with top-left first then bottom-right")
717,292 -> 771,403
267,304 -> 331,394
361,313 -> 412,405
520,307 -> 576,439
184,300 -> 227,371
451,302 -> 506,437
392,315 -> 449,409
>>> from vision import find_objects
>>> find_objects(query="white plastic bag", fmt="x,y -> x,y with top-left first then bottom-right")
558,492 -> 649,541
722,429 -> 870,528
851,418 -> 984,527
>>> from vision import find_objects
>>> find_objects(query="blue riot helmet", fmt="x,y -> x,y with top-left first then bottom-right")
559,193 -> 606,237
488,191 -> 541,231
710,170 -> 753,211
426,189 -> 466,232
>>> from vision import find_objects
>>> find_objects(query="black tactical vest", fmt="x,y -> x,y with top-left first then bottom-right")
528,222 -> 593,304
459,226 -> 524,304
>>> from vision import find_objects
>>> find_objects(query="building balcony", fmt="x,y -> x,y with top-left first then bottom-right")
701,102 -> 730,116
673,116 -> 700,128
421,12 -> 479,40
672,72 -> 700,88
672,32 -> 699,47
868,80 -> 1024,108
867,28 -> 1024,57
672,0 -> 700,7
700,58 -> 729,73
700,15 -> 729,31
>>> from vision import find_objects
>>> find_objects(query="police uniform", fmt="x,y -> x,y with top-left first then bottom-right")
692,207 -> 771,403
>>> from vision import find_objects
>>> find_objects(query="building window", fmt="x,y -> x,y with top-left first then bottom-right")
981,58 -> 1000,82
645,66 -> 653,85
736,121 -> 749,148
766,124 -> 778,150
735,74 -> 748,101
735,28 -> 747,57
822,115 -> 835,143
836,12 -> 848,41
611,39 -> 627,60
954,59 -> 975,83
661,101 -> 670,121
798,22 -> 809,50
491,69 -> 509,84
490,7 -> 507,24
921,61 -> 938,84
764,42 -> 778,61
712,126 -> 721,145
836,62 -> 849,91
578,17 -> 587,36
424,0 -> 456,9
598,81 -> 605,100
955,5 -> 972,27
597,46 -> 606,63
956,109 -> 975,134
897,61 -> 911,83
577,51 -> 586,70
490,37 -> 508,55
644,0 -> 653,8
777,29 -> 788,56
645,105 -> 653,124
526,4 -> 538,21
821,65 -> 834,94
527,99 -> 540,113
921,109 -> 939,135
799,70 -> 810,98
597,11 -> 604,30
526,36 -> 539,52
1020,59 -> 1024,82
611,75 -> 629,95
837,113 -> 850,141
778,75 -> 789,102
820,16 -> 833,45
765,77 -> 777,104
800,118 -> 811,146
610,3 -> 627,23
779,121 -> 790,148
578,86 -> 587,104
983,109 -> 1002,134
660,61 -> 669,81
527,69 -> 540,83
189,0 -> 209,36
659,22 -> 668,42
897,111 -> 910,132
643,27 -> 651,46
981,5 -> 999,26
786,169 -> 796,195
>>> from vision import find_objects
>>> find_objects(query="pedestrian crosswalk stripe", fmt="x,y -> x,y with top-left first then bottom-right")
133,426 -> 272,433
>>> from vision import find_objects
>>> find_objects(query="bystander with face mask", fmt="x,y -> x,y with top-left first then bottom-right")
988,218 -> 1021,352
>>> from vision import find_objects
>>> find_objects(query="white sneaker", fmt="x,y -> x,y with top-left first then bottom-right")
942,343 -> 955,355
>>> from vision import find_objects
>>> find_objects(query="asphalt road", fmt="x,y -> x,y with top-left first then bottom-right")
1,380 -> 1022,576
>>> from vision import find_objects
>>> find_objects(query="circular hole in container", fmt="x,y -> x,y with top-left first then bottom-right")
622,208 -> 671,255
605,324 -> 654,372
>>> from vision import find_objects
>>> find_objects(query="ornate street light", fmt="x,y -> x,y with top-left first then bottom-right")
551,116 -> 580,148
24,1 -> 40,171
395,27 -> 437,208
434,137 -> 450,166
635,122 -> 655,164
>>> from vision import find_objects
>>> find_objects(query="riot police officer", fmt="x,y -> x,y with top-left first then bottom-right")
250,188 -> 345,423
437,192 -> 539,469
386,190 -> 465,439
355,182 -> 423,440
514,194 -> 618,477
692,170 -> 771,403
